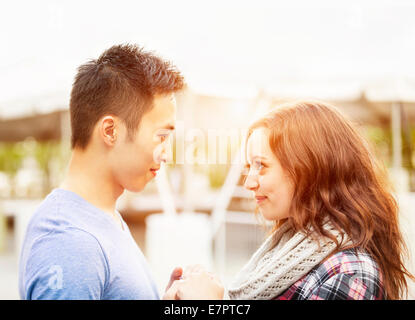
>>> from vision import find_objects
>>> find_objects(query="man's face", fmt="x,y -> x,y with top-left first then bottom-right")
109,93 -> 176,192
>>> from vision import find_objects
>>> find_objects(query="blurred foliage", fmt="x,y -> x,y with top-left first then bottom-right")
34,142 -> 56,174
403,126 -> 415,191
169,129 -> 239,189
0,143 -> 26,176
33,140 -> 70,193
363,125 -> 415,170
190,164 -> 228,189
363,126 -> 392,166
0,140 -> 68,175
402,125 -> 415,169
33,141 -> 68,174
363,125 -> 415,191
0,139 -> 71,196
207,164 -> 229,189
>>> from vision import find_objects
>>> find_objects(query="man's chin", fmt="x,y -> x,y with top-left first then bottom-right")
125,180 -> 147,193
123,173 -> 156,193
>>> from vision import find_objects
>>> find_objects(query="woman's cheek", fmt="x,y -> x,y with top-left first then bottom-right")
259,174 -> 272,194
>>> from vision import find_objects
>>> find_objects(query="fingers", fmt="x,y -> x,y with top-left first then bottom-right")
184,266 -> 217,281
165,266 -> 183,291
174,274 -> 225,300
162,279 -> 182,300
171,266 -> 183,279
164,264 -> 222,300
183,264 -> 205,276
182,264 -> 215,281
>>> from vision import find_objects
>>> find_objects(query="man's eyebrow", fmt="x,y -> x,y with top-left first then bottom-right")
161,124 -> 175,130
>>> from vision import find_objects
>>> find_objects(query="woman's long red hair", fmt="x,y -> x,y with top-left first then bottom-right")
247,100 -> 414,299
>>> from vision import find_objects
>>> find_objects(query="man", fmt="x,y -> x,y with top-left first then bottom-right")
18,44 -> 185,299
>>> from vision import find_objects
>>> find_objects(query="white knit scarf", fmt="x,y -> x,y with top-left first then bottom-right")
227,220 -> 349,300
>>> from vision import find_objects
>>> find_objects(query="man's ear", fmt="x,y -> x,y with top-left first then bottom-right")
100,116 -> 117,146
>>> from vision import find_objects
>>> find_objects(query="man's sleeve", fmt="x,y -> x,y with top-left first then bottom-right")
22,228 -> 109,300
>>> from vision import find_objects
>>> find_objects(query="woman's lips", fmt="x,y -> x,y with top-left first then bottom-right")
150,169 -> 159,177
255,195 -> 267,204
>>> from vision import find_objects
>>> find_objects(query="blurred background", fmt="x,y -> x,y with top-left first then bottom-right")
0,0 -> 414,299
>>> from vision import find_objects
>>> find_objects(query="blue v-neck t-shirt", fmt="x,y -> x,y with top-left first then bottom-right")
18,188 -> 159,300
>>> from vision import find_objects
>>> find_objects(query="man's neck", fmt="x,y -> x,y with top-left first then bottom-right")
59,149 -> 124,217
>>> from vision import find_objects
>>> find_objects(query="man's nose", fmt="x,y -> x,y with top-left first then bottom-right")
159,144 -> 172,164
159,151 -> 167,164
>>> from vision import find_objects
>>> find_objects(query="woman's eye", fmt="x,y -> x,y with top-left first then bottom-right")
254,161 -> 264,170
159,134 -> 168,142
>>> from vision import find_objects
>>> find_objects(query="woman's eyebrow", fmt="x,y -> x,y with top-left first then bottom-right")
246,155 -> 267,165
252,156 -> 267,161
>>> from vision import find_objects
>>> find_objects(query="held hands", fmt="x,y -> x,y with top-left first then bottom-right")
163,264 -> 224,300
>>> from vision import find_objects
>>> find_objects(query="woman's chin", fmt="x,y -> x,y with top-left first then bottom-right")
258,208 -> 273,221
261,214 -> 276,221
259,207 -> 285,221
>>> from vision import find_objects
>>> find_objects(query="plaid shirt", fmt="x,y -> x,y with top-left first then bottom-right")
274,249 -> 385,300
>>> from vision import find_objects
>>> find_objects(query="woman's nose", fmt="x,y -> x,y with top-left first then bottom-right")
244,172 -> 259,191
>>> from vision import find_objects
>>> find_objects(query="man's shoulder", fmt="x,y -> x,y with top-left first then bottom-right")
28,189 -> 69,228
20,226 -> 109,300
33,226 -> 102,248
24,226 -> 107,271
26,189 -> 100,243
22,190 -> 107,269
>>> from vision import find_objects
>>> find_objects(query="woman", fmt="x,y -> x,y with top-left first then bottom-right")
164,100 -> 414,300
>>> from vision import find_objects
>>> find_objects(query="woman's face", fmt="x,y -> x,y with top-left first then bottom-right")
244,128 -> 295,221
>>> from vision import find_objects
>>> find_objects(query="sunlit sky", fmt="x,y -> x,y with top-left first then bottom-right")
1,0 -> 415,117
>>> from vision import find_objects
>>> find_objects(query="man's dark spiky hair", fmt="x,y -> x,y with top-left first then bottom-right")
69,43 -> 185,149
